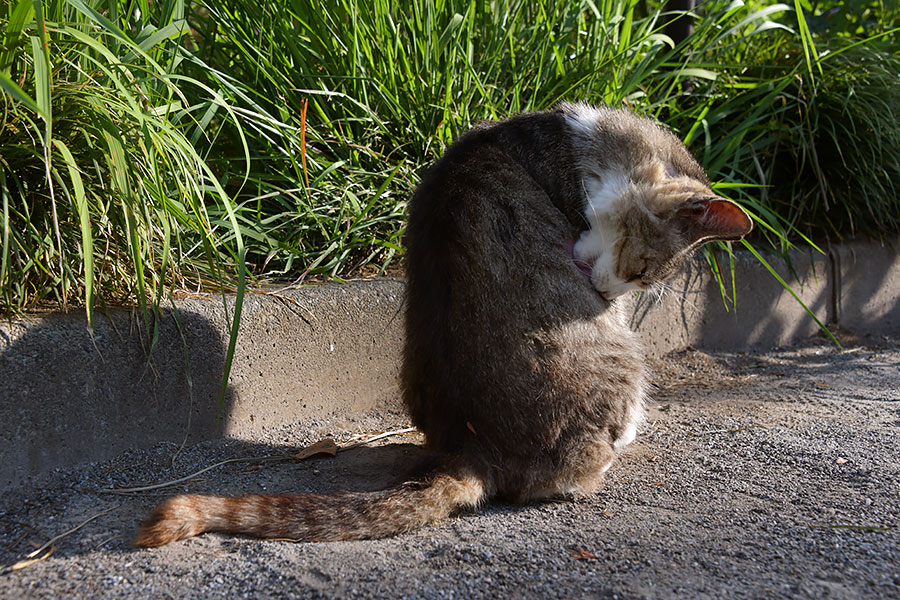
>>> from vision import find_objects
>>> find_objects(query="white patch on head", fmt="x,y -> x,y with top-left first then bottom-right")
582,172 -> 629,218
572,171 -> 641,300
563,102 -> 611,138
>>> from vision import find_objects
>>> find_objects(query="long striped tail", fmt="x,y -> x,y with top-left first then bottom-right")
135,470 -> 486,547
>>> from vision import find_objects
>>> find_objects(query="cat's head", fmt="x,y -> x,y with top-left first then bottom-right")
564,103 -> 753,300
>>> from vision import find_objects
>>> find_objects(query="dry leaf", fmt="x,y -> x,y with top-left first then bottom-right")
835,457 -> 848,464
466,421 -> 477,436
571,548 -> 598,560
293,438 -> 338,461
649,455 -> 659,462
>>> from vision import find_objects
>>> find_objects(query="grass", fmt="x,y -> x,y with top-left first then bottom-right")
769,41 -> 900,237
1,0 -> 250,326
0,0 -> 251,404
184,0 -> 793,275
1,0 -> 898,321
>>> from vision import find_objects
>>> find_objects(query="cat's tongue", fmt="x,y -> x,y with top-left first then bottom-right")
565,240 -> 594,279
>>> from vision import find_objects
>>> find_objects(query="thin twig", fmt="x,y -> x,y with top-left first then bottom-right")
3,505 -> 118,573
6,545 -> 54,573
0,518 -> 43,551
94,535 -> 118,551
98,426 -> 419,495
96,456 -> 286,495
26,505 -> 118,559
339,427 -> 417,452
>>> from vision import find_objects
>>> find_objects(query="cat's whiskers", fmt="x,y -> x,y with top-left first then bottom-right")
654,282 -> 674,304
579,179 -> 599,226
636,282 -> 667,306
651,280 -> 702,312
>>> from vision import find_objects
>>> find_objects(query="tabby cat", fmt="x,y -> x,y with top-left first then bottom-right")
136,103 -> 752,547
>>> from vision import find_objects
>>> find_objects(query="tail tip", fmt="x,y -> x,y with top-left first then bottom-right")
135,495 -> 206,548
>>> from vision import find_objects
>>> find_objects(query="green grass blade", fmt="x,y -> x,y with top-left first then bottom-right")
0,169 -> 9,305
29,1 -> 51,136
52,139 -> 93,325
0,72 -> 44,118
742,240 -> 841,349
792,0 -> 822,79
0,0 -> 34,74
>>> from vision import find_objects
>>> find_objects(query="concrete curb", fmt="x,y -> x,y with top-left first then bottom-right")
0,282 -> 406,491
2,241 -> 898,490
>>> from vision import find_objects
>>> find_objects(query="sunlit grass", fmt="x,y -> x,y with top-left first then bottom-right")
1,0 -> 898,322
0,0 -> 252,326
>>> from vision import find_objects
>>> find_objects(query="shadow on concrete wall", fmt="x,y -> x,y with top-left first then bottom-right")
2,245 -> 896,490
835,242 -> 900,335
629,243 -> 900,355
689,249 -> 832,349
0,306 -> 235,490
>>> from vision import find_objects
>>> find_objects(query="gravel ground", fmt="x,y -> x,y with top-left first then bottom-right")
1,334 -> 898,599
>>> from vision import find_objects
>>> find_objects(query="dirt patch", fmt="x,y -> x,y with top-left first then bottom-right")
1,337 -> 898,599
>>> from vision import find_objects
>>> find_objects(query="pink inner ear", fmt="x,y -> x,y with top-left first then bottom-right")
679,198 -> 753,243
707,199 -> 753,237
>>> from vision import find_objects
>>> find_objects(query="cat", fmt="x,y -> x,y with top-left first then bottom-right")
135,102 -> 752,546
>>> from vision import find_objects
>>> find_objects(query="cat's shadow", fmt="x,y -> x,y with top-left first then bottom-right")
183,439 -> 429,497
3,440 -> 431,563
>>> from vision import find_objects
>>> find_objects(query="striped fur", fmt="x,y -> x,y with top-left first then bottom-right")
136,470 -> 484,547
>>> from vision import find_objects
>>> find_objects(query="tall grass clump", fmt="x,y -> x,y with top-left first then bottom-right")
186,0 -> 899,275
185,0 -> 681,277
0,0 -> 251,324
662,0 -> 900,242
768,40 -> 900,238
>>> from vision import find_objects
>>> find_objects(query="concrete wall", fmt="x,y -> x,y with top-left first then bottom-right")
1,241 -> 898,490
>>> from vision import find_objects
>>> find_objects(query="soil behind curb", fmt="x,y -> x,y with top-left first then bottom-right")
1,241 -> 898,490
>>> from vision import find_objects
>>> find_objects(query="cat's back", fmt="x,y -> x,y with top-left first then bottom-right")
403,111 -> 599,374
405,110 -> 582,245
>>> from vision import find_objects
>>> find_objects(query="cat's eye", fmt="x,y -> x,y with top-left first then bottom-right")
626,269 -> 647,283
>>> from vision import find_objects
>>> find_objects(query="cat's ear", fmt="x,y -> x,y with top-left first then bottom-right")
676,197 -> 753,245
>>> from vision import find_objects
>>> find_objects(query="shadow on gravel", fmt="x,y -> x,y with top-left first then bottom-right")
0,307 -> 234,492
3,338 -> 900,599
0,439 -> 428,564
